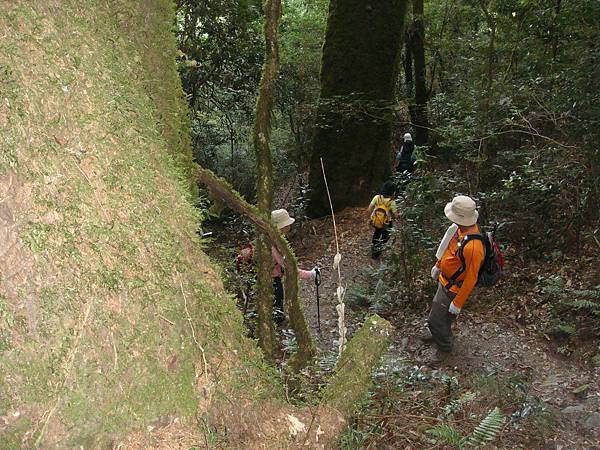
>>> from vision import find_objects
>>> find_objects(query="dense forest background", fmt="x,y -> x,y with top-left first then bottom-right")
178,0 -> 598,249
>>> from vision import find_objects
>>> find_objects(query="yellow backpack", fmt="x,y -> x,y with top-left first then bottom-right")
370,196 -> 393,229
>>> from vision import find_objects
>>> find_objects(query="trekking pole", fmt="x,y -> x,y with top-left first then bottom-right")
240,283 -> 250,316
314,266 -> 321,331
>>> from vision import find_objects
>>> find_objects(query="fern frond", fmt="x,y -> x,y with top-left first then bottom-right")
572,289 -> 600,299
564,299 -> 600,311
426,423 -> 463,447
443,391 -> 478,417
554,323 -> 577,336
465,407 -> 505,447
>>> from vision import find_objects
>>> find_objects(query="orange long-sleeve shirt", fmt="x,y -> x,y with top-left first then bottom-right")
436,224 -> 485,309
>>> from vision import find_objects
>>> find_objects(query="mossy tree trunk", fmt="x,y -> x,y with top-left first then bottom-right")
253,0 -> 282,358
477,0 -> 497,162
307,0 -> 407,217
404,33 -> 414,98
408,0 -> 429,146
251,0 -> 315,367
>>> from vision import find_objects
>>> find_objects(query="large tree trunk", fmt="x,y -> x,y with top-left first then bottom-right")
408,0 -> 429,146
403,34 -> 414,97
0,1 -> 393,444
307,0 -> 407,217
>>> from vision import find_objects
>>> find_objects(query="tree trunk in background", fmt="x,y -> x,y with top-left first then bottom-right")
253,0 -> 282,358
477,0 -> 497,163
403,35 -> 414,97
409,0 -> 429,146
307,0 -> 407,217
551,0 -> 562,60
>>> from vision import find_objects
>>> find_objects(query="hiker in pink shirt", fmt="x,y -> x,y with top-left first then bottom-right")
271,209 -> 317,322
238,209 -> 317,323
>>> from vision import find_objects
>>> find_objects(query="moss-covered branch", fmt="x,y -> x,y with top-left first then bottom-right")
253,0 -> 282,359
198,168 -> 315,368
285,315 -> 394,448
321,315 -> 393,413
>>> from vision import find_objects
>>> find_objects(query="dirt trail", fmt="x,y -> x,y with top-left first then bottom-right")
292,209 -> 600,448
293,208 -> 380,351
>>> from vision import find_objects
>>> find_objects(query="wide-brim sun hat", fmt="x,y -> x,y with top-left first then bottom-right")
444,195 -> 479,226
271,209 -> 295,229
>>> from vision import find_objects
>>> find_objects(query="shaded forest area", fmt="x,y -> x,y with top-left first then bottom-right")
178,0 -> 599,447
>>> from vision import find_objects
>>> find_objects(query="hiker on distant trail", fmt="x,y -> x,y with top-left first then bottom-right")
271,209 -> 317,323
366,181 -> 399,259
395,133 -> 417,174
394,133 -> 417,193
423,195 -> 485,353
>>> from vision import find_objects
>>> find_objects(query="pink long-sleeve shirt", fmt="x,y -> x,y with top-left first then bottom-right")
272,247 -> 312,279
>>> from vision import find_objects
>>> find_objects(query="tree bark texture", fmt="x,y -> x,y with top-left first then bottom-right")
307,0 -> 407,217
198,168 -> 315,368
253,0 -> 281,358
403,34 -> 414,98
477,0 -> 497,161
408,0 -> 429,146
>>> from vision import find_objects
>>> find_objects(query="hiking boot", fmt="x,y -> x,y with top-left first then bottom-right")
274,309 -> 285,324
420,325 -> 434,343
426,348 -> 452,367
371,248 -> 382,259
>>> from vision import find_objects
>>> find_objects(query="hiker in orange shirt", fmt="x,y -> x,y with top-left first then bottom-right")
424,195 -> 485,353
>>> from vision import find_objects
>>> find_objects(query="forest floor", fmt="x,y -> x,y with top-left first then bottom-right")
205,206 -> 600,449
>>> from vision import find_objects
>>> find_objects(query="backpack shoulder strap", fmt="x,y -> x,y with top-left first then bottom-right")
458,233 -> 486,259
449,233 -> 485,282
375,195 -> 391,207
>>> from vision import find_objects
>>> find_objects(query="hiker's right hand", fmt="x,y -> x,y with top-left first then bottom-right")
431,265 -> 441,281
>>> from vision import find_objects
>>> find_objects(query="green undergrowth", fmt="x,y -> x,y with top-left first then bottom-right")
0,0 -> 277,446
339,358 -> 556,448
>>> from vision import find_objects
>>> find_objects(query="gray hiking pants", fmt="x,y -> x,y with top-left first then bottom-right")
427,282 -> 457,352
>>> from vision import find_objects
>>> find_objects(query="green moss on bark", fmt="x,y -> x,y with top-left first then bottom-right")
322,315 -> 393,414
0,1 -> 245,446
308,0 -> 408,217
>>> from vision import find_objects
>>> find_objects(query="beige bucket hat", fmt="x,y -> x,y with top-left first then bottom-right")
444,195 -> 479,226
271,209 -> 295,229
